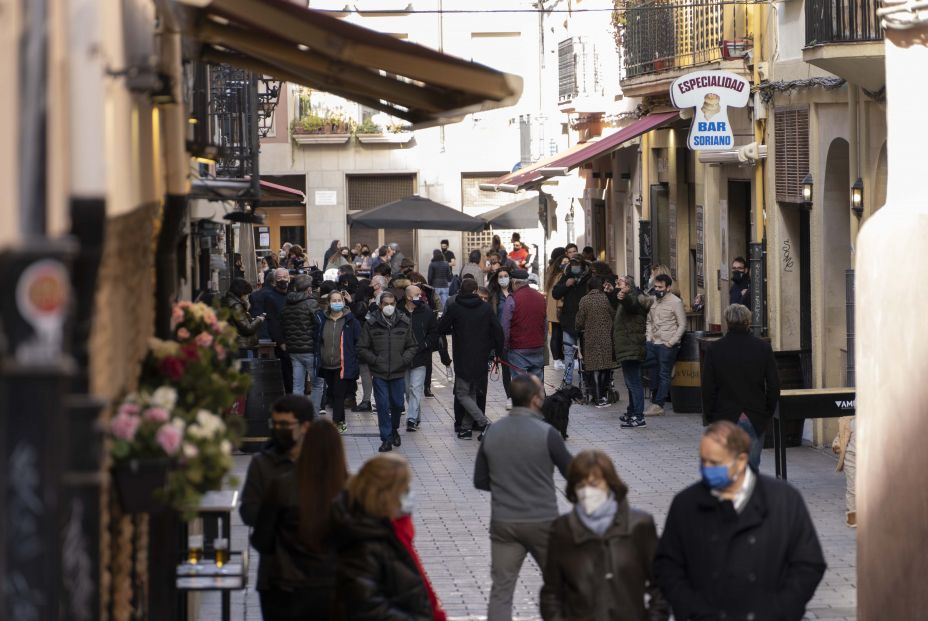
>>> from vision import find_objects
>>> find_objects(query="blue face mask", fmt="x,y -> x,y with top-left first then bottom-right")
330,302 -> 345,313
412,299 -> 424,307
701,463 -> 735,490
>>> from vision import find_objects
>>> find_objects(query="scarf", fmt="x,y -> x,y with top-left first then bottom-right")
390,515 -> 448,621
575,495 -> 619,537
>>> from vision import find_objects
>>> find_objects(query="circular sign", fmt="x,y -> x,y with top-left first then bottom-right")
16,259 -> 70,322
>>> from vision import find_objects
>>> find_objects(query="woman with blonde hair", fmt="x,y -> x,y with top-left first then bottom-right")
540,450 -> 669,621
333,454 -> 447,620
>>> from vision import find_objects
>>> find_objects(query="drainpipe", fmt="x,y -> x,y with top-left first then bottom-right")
748,2 -> 766,337
845,85 -> 859,386
639,132 -> 652,287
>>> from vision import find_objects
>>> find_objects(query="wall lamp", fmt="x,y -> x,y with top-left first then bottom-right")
801,173 -> 814,206
851,178 -> 864,218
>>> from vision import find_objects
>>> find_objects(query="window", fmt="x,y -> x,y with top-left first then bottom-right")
347,174 -> 416,253
280,226 -> 306,247
775,106 -> 810,204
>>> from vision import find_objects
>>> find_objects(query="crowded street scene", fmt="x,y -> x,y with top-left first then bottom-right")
1,0 -> 926,620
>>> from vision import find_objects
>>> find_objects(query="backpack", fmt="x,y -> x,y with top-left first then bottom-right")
448,272 -> 463,297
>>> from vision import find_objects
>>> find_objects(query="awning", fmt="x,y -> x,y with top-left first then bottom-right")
480,111 -> 680,193
187,178 -> 306,206
349,196 -> 486,232
257,179 -> 306,207
480,196 -> 541,229
174,0 -> 522,128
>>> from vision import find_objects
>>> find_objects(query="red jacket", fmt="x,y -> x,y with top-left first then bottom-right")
503,285 -> 547,350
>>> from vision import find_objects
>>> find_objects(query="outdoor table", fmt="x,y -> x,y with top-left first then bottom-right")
177,490 -> 244,621
774,388 -> 855,480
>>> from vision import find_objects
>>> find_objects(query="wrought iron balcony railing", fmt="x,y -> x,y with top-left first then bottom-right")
622,0 -> 751,79
804,0 -> 882,46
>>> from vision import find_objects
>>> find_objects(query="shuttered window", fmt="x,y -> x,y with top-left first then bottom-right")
775,106 -> 810,204
559,39 -> 577,101
347,174 -> 416,253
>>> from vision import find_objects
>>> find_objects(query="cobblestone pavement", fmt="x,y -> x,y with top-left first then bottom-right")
202,358 -> 857,620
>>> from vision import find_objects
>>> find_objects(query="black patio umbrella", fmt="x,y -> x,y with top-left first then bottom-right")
480,196 -> 541,229
348,195 -> 486,231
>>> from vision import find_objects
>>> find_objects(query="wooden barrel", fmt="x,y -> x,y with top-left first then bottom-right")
240,358 -> 285,453
671,331 -> 721,414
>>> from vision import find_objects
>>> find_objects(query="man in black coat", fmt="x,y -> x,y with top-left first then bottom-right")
701,303 -> 781,468
551,257 -> 591,388
729,256 -> 752,308
263,268 -> 292,392
439,279 -> 504,440
239,395 -> 315,619
655,421 -> 826,621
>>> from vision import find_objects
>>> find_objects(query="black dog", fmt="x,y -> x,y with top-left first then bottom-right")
542,385 -> 583,440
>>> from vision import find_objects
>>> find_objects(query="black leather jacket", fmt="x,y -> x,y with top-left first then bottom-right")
281,291 -> 320,354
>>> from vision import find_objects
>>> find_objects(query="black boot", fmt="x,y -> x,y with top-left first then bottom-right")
378,439 -> 393,452
392,429 -> 402,447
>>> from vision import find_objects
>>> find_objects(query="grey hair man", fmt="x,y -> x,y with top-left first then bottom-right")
500,268 -> 547,382
388,242 -> 406,274
700,304 -> 781,468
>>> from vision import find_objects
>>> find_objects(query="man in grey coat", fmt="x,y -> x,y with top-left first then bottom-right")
475,374 -> 572,621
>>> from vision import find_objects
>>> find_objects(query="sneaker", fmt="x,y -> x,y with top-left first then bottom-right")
505,398 -> 512,411
406,420 -> 419,432
392,430 -> 402,447
619,414 -> 630,423
457,429 -> 473,440
553,360 -> 565,371
378,440 -> 393,452
595,398 -> 610,408
644,403 -> 664,416
336,421 -> 348,434
477,421 -> 492,442
352,401 -> 372,413
621,417 -> 647,428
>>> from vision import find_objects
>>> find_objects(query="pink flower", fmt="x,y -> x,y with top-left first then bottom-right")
155,423 -> 183,455
143,407 -> 170,423
110,411 -> 141,441
171,307 -> 184,328
118,402 -> 141,417
177,327 -> 191,340
214,344 -> 226,361
195,332 -> 214,348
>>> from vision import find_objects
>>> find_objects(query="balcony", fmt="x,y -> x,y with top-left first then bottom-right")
803,0 -> 885,90
620,0 -> 751,97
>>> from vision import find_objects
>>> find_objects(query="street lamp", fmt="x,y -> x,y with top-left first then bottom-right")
851,177 -> 864,217
802,173 -> 814,206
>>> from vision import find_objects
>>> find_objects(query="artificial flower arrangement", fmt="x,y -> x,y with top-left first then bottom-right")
107,301 -> 249,519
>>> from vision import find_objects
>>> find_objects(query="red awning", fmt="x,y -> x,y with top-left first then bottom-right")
258,179 -> 305,206
481,111 -> 680,193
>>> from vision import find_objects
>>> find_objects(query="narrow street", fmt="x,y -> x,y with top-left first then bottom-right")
203,357 -> 857,621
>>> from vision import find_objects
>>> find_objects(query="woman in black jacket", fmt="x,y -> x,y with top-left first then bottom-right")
333,453 -> 447,621
540,450 -> 670,621
251,419 -> 349,621
426,249 -> 453,310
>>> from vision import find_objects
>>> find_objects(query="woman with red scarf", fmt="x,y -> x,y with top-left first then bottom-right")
332,453 -> 447,621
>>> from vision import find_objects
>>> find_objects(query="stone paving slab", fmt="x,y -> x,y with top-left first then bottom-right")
201,357 -> 857,620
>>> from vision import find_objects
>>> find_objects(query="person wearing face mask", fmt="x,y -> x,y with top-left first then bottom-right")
427,249 -> 454,310
357,292 -> 418,452
281,275 -> 325,412
222,278 -> 265,355
355,245 -> 373,278
315,291 -> 361,434
489,268 -> 514,408
261,268 -> 294,392
332,454 -> 448,620
552,257 -> 592,389
655,422 -> 826,621
399,285 -> 439,433
642,273 -> 686,416
729,256 -> 752,308
474,375 -> 572,621
701,304 -> 780,468
239,395 -> 315,618
499,268 -> 547,384
540,450 -> 669,621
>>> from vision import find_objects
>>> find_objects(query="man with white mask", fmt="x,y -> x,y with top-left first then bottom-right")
474,374 -> 572,621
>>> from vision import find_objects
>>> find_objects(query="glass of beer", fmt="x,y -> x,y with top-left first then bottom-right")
214,538 -> 229,568
187,534 -> 203,565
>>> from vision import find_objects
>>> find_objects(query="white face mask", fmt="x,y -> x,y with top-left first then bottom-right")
498,277 -> 510,288
400,490 -> 415,515
576,485 -> 610,515
382,304 -> 396,317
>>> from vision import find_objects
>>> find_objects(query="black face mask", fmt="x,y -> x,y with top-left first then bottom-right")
655,290 -> 667,299
732,271 -> 745,283
272,428 -> 296,451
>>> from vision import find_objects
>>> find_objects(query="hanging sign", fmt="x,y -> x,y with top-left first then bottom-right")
670,71 -> 750,151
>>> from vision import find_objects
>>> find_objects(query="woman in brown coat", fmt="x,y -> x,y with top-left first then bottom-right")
540,450 -> 669,621
575,277 -> 617,407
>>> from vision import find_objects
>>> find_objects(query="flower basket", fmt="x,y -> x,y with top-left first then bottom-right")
113,458 -> 171,514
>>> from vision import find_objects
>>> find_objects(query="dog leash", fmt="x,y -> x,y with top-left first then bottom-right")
491,357 -> 563,394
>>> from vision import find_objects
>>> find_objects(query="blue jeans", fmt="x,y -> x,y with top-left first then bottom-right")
562,332 -> 578,385
373,377 -> 405,441
404,366 -> 427,423
642,342 -> 679,406
507,348 -> 545,383
738,414 -> 765,469
621,360 -> 644,418
291,352 -> 324,414
435,287 -> 449,309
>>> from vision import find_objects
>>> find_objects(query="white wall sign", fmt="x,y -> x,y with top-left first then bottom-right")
670,71 -> 750,151
314,190 -> 337,206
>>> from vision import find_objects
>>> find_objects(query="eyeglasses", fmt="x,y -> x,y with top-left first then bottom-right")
268,419 -> 297,430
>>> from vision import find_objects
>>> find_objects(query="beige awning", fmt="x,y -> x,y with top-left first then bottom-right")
173,0 -> 523,127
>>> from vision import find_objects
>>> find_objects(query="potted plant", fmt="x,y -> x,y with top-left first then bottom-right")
355,118 -> 415,144
291,110 -> 355,144
109,302 -> 247,518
